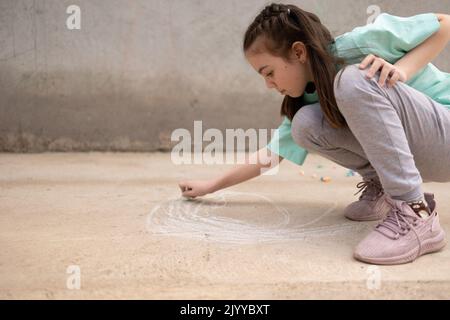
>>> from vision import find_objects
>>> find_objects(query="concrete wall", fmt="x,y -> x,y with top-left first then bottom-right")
1,0 -> 449,152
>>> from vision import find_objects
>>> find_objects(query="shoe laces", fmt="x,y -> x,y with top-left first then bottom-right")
354,179 -> 383,201
375,202 -> 423,258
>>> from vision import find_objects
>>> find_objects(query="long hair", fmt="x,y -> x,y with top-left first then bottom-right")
243,3 -> 350,128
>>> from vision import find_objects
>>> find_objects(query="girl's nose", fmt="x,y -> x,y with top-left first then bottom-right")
265,79 -> 276,89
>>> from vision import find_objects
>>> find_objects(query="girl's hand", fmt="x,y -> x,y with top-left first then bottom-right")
178,180 -> 216,198
359,54 -> 408,88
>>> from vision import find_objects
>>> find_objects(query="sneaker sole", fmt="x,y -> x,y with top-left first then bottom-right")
354,230 -> 447,265
345,213 -> 385,222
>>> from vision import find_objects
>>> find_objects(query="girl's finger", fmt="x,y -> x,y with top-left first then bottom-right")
179,183 -> 193,193
366,59 -> 382,78
182,186 -> 193,193
378,66 -> 393,87
388,72 -> 400,87
359,54 -> 375,69
182,190 -> 196,198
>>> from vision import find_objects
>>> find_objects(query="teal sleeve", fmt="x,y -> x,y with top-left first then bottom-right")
349,13 -> 441,63
266,116 -> 309,166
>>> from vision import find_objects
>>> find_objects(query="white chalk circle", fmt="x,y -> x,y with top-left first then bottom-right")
146,191 -> 362,244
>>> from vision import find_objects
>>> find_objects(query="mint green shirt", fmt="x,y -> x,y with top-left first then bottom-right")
267,13 -> 449,166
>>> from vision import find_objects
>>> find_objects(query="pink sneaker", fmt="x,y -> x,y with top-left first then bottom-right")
354,193 -> 447,265
344,179 -> 391,221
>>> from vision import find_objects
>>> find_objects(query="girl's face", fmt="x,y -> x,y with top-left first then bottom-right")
245,41 -> 313,98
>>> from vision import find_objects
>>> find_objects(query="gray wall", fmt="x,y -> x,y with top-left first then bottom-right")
1,0 -> 449,152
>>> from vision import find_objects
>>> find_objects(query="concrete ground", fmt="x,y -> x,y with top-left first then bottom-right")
0,152 -> 449,299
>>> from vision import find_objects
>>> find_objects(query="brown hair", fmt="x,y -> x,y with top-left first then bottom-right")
243,3 -> 350,128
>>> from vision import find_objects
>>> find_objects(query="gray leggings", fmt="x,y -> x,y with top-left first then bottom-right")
291,64 -> 450,202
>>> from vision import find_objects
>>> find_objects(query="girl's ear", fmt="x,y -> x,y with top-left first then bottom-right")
291,41 -> 307,62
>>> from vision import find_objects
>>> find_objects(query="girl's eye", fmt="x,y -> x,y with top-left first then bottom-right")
266,72 -> 273,77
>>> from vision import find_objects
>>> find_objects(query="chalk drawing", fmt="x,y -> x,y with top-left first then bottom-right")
146,191 -> 366,244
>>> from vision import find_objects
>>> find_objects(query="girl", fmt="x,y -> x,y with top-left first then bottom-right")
178,3 -> 450,265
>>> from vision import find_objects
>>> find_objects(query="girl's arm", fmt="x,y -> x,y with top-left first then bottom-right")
394,13 -> 450,81
178,147 -> 284,198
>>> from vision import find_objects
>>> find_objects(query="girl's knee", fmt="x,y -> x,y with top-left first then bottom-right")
333,64 -> 369,102
291,103 -> 323,148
